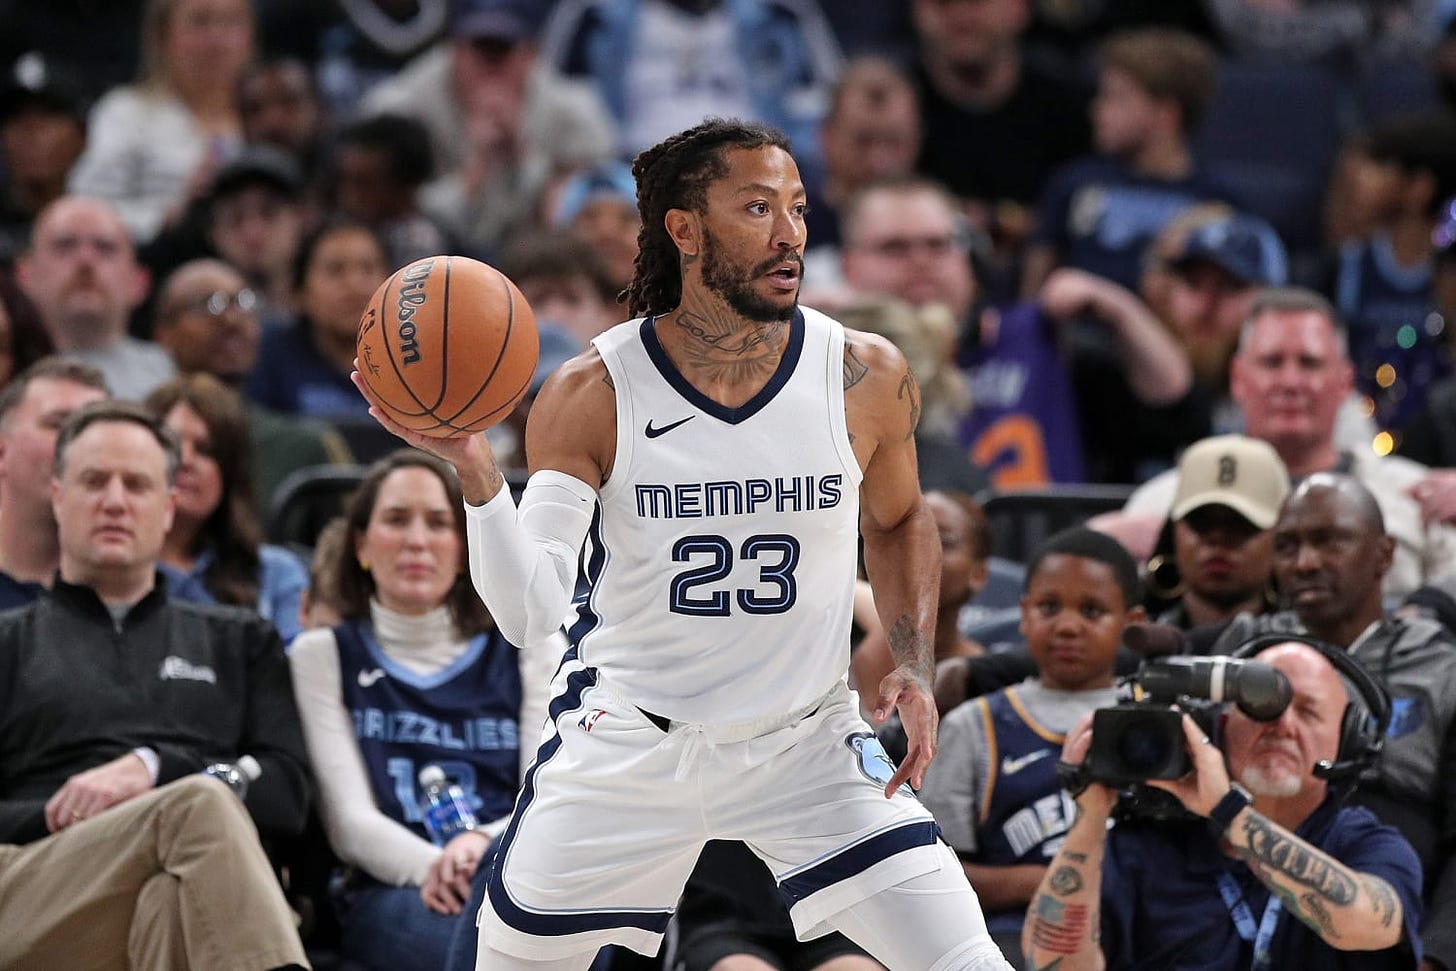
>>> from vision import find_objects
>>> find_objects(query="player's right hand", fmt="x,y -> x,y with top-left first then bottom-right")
351,363 -> 505,504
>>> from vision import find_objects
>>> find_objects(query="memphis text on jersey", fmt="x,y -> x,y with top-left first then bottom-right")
634,474 -> 844,519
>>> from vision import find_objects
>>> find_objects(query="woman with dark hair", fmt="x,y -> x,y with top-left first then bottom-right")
145,372 -> 308,642
246,216 -> 392,424
288,449 -> 552,971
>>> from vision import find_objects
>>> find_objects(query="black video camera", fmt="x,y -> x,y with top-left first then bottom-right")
1083,656 -> 1292,787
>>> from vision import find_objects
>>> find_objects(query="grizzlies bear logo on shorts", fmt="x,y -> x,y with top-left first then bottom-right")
846,732 -> 915,798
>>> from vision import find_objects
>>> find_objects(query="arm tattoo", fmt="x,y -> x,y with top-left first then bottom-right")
600,370 -> 614,390
1296,891 -> 1340,940
843,344 -> 869,389
1030,895 -> 1091,956
1049,865 -> 1085,896
1064,851 -> 1088,864
1235,814 -> 1357,905
886,615 -> 931,671
1032,961 -> 1064,970
897,368 -> 920,441
1361,876 -> 1398,929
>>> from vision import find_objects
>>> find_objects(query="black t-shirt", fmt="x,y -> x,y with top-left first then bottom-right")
914,59 -> 1092,207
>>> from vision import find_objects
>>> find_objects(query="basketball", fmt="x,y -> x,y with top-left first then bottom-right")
356,255 -> 539,437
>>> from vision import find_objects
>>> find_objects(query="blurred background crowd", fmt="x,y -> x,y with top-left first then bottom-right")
5,0 -> 1456,969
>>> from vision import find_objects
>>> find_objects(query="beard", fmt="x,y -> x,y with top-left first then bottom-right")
1238,757 -> 1303,798
700,228 -> 799,323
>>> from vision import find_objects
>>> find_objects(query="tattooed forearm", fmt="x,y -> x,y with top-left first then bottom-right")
843,344 -> 869,389
885,615 -> 931,672
1235,813 -> 1358,905
1049,865 -> 1084,896
1029,895 -> 1091,956
1064,852 -> 1089,863
1361,876 -> 1398,929
1296,891 -> 1340,940
897,367 -> 920,441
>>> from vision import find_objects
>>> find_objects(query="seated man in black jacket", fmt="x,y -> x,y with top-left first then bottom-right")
0,400 -> 311,969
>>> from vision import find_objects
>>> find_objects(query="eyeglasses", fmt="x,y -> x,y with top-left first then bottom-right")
180,289 -> 258,317
853,233 -> 968,260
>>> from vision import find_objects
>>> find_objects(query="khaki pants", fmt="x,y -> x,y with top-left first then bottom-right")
0,775 -> 309,970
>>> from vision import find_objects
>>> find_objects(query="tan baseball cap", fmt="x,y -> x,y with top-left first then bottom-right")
1170,435 -> 1290,528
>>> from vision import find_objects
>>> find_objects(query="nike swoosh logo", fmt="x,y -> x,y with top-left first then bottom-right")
357,668 -> 386,688
644,416 -> 694,438
1001,750 -> 1052,776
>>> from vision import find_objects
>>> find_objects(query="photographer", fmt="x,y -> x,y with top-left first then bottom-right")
1023,640 -> 1424,970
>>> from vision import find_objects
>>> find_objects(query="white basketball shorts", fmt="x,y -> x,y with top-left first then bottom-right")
478,647 -> 946,960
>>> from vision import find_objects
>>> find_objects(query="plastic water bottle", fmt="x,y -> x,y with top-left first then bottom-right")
417,764 -> 478,845
202,755 -> 261,799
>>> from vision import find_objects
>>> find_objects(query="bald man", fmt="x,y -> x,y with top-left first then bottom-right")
152,258 -> 262,383
1215,473 -> 1456,970
1025,639 -> 1423,970
15,196 -> 175,400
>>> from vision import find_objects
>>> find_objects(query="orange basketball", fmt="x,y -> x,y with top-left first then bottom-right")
356,255 -> 539,437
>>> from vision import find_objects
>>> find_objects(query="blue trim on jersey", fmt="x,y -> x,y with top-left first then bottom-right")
566,506 -> 606,648
355,625 -> 490,691
486,651 -> 674,937
639,309 -> 805,424
776,820 -> 942,907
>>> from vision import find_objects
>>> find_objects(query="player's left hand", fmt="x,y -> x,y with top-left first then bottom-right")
421,830 -> 492,915
1146,713 -> 1231,818
44,752 -> 154,832
874,665 -> 937,797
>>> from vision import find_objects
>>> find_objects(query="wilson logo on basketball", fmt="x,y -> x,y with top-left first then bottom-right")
395,258 -> 434,365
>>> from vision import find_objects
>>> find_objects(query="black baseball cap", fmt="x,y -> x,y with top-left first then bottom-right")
208,145 -> 305,203
0,53 -> 87,126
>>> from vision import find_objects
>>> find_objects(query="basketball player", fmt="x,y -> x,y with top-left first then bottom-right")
353,119 -> 1011,970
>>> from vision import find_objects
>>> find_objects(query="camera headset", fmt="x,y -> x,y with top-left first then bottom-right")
1230,633 -> 1390,790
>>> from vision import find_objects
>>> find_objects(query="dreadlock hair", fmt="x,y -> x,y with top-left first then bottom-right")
623,118 -> 793,318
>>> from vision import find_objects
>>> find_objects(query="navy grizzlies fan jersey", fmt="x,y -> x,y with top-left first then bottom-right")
577,307 -> 862,724
973,688 -> 1075,868
335,620 -> 522,834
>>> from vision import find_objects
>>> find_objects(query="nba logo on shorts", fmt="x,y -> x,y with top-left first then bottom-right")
580,709 -> 606,733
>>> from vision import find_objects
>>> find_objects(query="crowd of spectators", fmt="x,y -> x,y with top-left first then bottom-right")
4,0 -> 1456,968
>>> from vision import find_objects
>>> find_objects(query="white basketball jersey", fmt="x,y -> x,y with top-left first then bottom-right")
577,307 -> 863,724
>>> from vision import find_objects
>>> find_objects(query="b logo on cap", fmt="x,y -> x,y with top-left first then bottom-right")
1218,455 -> 1237,485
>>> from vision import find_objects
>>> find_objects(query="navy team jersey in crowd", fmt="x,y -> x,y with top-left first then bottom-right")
1032,156 -> 1240,292
970,688 -> 1075,935
334,620 -> 522,834
1336,235 -> 1452,433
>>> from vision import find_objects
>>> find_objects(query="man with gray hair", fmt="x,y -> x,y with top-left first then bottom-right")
0,400 -> 311,968
1124,286 -> 1456,598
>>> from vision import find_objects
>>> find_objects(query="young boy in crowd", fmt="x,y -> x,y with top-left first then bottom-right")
1021,28 -> 1233,295
920,526 -> 1144,967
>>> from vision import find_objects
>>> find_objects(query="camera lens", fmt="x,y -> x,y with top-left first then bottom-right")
1116,718 -> 1176,775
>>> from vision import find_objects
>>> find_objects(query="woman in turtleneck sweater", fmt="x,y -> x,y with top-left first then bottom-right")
289,449 -> 557,971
